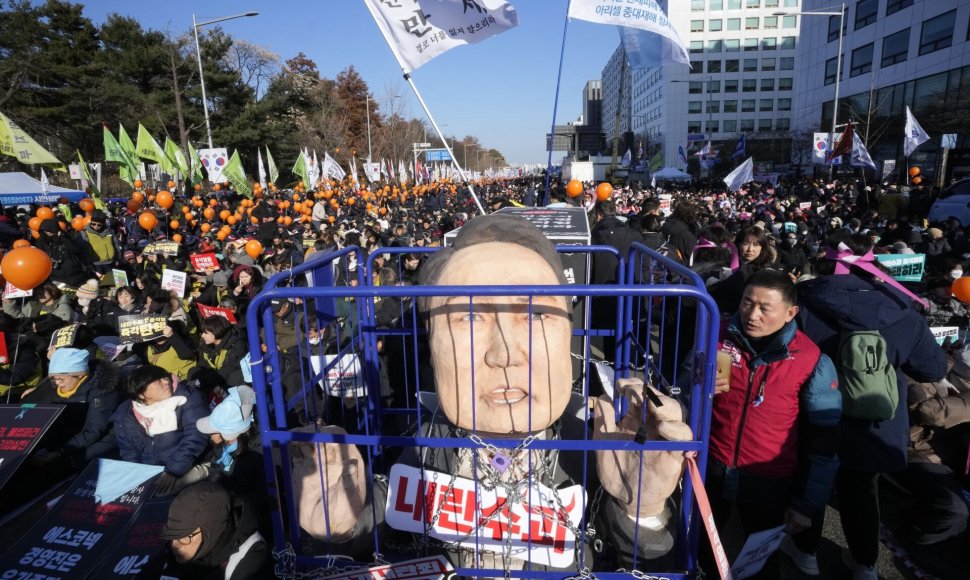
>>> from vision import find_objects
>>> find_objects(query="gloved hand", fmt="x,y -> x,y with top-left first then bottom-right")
154,472 -> 179,496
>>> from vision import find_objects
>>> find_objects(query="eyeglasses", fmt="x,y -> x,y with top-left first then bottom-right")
175,530 -> 202,545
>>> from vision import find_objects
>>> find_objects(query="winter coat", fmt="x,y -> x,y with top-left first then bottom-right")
907,360 -> 970,468
23,359 -> 121,464
3,295 -> 75,322
590,215 -> 644,285
712,318 -> 842,515
659,217 -> 697,265
196,326 -> 249,388
111,383 -> 210,477
797,273 -> 947,473
35,234 -> 93,287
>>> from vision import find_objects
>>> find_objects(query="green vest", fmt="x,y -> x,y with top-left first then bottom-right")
87,231 -> 115,262
149,345 -> 196,380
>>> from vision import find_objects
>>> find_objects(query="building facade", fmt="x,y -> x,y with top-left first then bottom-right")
792,0 -> 970,182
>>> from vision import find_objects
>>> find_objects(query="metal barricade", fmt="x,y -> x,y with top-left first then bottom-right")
248,244 -> 718,579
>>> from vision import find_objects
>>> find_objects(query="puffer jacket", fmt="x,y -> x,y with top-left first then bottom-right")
907,358 -> 970,468
712,317 -> 842,515
797,273 -> 947,473
111,383 -> 209,477
196,326 -> 249,387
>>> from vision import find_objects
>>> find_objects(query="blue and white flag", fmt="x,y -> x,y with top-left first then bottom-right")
851,132 -> 877,170
696,142 -> 712,157
678,146 -> 688,167
904,106 -> 930,157
571,0 -> 689,66
733,133 -> 746,160
621,148 -> 632,167
724,157 -> 754,192
364,0 -> 519,74
619,26 -> 690,68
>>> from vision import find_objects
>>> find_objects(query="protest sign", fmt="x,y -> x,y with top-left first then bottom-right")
143,240 -> 178,256
0,332 -> 8,365
118,314 -> 167,345
311,354 -> 365,397
49,323 -> 80,350
112,269 -> 129,288
875,253 -> 926,282
160,269 -> 187,297
0,459 -> 162,579
731,524 -> 786,579
930,327 -> 960,346
196,303 -> 237,324
321,556 -> 453,580
3,281 -> 32,300
189,253 -> 220,272
0,405 -> 64,490
91,498 -> 172,579
799,202 -> 812,211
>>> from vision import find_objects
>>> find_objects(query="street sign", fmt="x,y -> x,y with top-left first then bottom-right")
425,149 -> 452,162
414,142 -> 432,148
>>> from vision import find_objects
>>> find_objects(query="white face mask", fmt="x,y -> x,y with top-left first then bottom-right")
951,270 -> 963,280
308,336 -> 321,346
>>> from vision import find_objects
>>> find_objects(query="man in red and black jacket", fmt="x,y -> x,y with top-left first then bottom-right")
701,269 -> 842,579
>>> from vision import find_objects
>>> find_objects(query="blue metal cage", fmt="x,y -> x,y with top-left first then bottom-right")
247,243 -> 718,579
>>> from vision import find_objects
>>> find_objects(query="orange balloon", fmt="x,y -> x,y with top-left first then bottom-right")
953,277 -> 970,303
327,216 -> 335,224
245,239 -> 263,259
909,167 -> 921,177
200,223 -> 211,233
172,233 -> 183,243
82,216 -> 91,228
566,180 -> 583,198
71,216 -> 85,231
132,191 -> 145,203
213,184 -> 222,192
220,210 -> 230,221
12,239 -> 30,249
169,220 -> 180,230
156,190 -> 174,209
78,199 -> 95,213
194,183 -> 202,191
216,230 -> 228,241
181,205 -> 191,214
227,216 -> 238,225
202,208 -> 215,220
36,207 -> 54,220
138,211 -> 158,231
28,217 -> 42,232
283,216 -> 292,226
250,216 -> 259,225
209,199 -> 218,207
346,198 -> 356,206
1,247 -> 52,290
167,180 -> 176,190
133,179 -> 144,189
595,182 -> 613,202
127,199 -> 142,213
912,176 -> 923,185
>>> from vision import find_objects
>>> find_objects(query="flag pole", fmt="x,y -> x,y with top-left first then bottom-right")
544,0 -> 572,206
402,73 -> 486,216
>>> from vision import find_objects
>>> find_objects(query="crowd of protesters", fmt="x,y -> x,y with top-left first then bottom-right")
0,171 -> 967,578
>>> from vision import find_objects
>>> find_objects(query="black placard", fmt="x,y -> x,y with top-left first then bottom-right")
117,315 -> 167,345
0,404 -> 64,490
91,498 -> 172,579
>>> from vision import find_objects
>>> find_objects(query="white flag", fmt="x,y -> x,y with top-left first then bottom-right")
621,148 -> 632,168
323,152 -> 346,181
40,168 -> 50,194
570,0 -> 689,65
695,142 -> 712,157
904,106 -> 930,157
363,0 -> 519,74
257,148 -> 267,189
851,133 -> 877,170
350,156 -> 359,184
307,150 -> 320,186
724,157 -> 754,192
619,24 -> 690,67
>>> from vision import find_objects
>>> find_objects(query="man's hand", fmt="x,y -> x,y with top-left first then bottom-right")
714,376 -> 730,394
593,377 -> 693,519
291,425 -> 366,542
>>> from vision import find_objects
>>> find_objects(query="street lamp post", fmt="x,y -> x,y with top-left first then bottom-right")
774,4 -> 846,178
193,11 -> 258,149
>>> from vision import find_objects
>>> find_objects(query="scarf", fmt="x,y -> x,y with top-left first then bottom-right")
132,396 -> 187,436
824,242 -> 927,308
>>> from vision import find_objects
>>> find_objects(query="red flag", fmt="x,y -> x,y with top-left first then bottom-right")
826,122 -> 854,163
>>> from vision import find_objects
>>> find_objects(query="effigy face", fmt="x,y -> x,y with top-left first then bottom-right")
426,241 -> 573,435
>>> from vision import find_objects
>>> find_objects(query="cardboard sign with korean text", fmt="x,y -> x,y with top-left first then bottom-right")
310,354 -> 365,397
117,314 -> 167,345
321,556 -> 453,580
0,404 -> 64,490
91,498 -> 173,579
112,269 -> 129,288
3,281 -> 32,300
875,253 -> 926,283
196,303 -> 237,324
385,464 -> 586,567
160,269 -> 187,298
189,253 -> 220,272
142,241 -> 178,256
0,459 -> 160,579
49,323 -> 80,350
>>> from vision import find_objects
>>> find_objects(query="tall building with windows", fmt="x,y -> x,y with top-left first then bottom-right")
600,0 -> 802,173
792,0 -> 970,181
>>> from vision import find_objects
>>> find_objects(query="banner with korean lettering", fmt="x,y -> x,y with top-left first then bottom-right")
875,253 -> 926,283
0,405 -> 64,490
197,303 -> 237,324
160,269 -> 188,298
190,253 -> 220,272
0,459 -> 162,579
49,323 -> 80,350
118,314 -> 168,345
363,0 -> 519,74
569,0 -> 689,65
91,498 -> 172,579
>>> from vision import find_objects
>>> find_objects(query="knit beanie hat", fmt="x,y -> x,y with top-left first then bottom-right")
49,348 -> 89,375
76,279 -> 100,301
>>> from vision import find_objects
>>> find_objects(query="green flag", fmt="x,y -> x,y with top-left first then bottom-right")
164,137 -> 188,177
649,149 -> 664,172
103,126 -> 137,185
118,125 -> 142,181
291,151 -> 308,187
0,112 -> 62,167
222,150 -> 252,198
135,124 -> 170,173
266,147 -> 279,185
187,142 -> 204,185
77,150 -> 106,208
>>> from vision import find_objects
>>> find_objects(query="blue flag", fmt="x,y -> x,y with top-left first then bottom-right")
678,146 -> 688,167
733,133 -> 746,160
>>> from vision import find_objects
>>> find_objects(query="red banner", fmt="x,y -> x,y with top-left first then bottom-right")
189,253 -> 220,272
196,303 -> 237,324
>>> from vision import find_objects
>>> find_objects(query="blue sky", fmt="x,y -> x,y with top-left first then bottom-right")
77,1 -> 624,165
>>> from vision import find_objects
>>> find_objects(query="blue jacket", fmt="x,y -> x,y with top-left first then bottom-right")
797,273 -> 947,473
112,384 -> 210,477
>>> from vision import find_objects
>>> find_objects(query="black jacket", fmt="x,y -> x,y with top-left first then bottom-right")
591,215 -> 644,284
195,326 -> 249,388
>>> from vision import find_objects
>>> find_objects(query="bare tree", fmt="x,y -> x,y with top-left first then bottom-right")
224,39 -> 281,99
